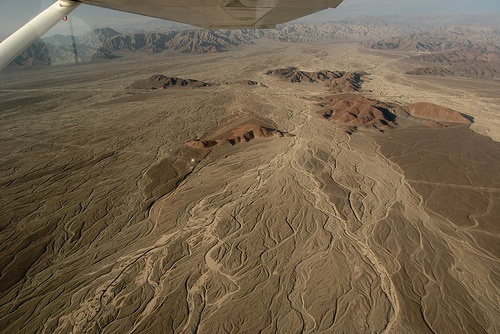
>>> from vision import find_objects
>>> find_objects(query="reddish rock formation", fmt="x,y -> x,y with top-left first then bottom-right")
187,122 -> 293,149
318,94 -> 399,132
408,102 -> 471,123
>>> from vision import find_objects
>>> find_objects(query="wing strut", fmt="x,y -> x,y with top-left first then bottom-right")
0,0 -> 81,70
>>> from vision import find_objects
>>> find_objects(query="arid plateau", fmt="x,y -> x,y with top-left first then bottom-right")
1,30 -> 500,334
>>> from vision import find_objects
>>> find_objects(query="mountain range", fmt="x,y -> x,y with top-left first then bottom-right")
364,25 -> 500,77
7,15 -> 500,78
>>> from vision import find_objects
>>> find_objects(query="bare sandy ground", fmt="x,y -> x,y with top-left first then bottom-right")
1,40 -> 499,333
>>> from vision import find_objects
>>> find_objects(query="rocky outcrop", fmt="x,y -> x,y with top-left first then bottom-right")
266,67 -> 365,92
129,75 -> 213,90
187,122 -> 293,149
408,102 -> 471,123
318,94 -> 400,133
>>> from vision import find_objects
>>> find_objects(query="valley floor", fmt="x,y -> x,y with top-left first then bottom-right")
1,41 -> 499,333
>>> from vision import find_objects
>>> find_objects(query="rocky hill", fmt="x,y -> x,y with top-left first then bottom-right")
129,74 -> 214,89
318,94 -> 399,133
187,122 -> 293,149
266,67 -> 365,92
408,102 -> 471,123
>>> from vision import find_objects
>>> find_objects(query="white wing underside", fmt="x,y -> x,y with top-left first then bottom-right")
79,0 -> 344,29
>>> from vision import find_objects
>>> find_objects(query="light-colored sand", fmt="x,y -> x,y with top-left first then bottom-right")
0,40 -> 499,333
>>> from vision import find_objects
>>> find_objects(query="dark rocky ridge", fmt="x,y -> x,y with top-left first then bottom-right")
266,67 -> 365,92
129,74 -> 213,90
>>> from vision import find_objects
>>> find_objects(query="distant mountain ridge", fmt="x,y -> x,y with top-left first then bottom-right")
8,20 -> 415,67
7,15 -> 500,69
363,28 -> 500,52
363,26 -> 500,77
9,28 -> 258,66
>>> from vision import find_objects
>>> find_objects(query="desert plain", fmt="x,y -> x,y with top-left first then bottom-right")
1,36 -> 499,334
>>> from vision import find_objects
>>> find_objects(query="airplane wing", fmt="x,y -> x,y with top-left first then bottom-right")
79,0 -> 344,29
0,0 -> 344,70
